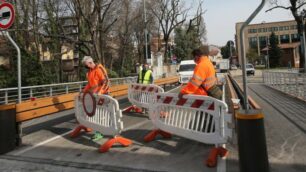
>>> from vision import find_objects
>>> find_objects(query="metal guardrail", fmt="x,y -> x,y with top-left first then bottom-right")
0,77 -> 138,105
263,71 -> 306,101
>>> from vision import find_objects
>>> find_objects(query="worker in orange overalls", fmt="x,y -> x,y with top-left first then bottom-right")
82,56 -> 110,141
178,46 -> 222,100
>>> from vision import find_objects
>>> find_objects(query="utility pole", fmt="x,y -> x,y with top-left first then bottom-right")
143,0 -> 148,63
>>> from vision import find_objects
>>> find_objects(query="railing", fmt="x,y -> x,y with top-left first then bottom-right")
263,71 -> 306,101
0,77 -> 137,105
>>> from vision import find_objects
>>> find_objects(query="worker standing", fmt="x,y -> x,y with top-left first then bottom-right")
136,63 -> 143,83
142,64 -> 153,84
82,56 -> 110,141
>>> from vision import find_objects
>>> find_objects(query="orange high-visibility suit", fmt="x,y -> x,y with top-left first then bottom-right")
83,64 -> 109,94
180,56 -> 217,95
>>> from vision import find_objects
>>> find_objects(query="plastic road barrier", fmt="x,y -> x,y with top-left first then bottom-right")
125,83 -> 164,113
70,93 -> 132,152
145,93 -> 232,167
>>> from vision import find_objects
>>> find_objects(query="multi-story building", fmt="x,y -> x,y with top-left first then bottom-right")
235,20 -> 301,67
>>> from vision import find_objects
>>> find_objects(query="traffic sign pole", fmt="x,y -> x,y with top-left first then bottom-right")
5,31 -> 21,103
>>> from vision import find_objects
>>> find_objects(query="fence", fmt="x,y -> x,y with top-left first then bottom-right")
0,77 -> 137,105
263,71 -> 306,101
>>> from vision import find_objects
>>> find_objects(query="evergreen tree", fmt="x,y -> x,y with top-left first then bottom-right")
221,40 -> 235,59
268,32 -> 282,68
173,25 -> 202,62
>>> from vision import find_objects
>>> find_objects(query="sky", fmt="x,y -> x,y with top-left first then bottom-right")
201,0 -> 295,46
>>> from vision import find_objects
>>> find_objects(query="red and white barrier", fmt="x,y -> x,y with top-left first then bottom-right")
71,93 -> 132,152
145,92 -> 232,167
148,93 -> 231,144
125,83 -> 164,112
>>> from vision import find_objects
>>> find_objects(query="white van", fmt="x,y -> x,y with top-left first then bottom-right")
177,60 -> 196,84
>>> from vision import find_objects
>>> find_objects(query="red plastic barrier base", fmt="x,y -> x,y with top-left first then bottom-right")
70,125 -> 92,138
99,136 -> 132,153
206,147 -> 229,168
123,105 -> 142,113
144,129 -> 172,142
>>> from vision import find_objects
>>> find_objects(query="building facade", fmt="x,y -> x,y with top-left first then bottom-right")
235,20 -> 300,66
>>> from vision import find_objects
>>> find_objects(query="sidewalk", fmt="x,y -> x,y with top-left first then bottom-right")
248,84 -> 306,172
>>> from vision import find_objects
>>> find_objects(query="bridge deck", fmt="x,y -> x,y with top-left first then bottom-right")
1,86 -> 224,172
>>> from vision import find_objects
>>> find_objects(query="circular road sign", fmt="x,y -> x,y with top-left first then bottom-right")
0,2 -> 15,30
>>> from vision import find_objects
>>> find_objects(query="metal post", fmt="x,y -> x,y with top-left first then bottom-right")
239,0 -> 266,110
302,17 -> 306,73
143,0 -> 148,63
5,31 -> 21,103
237,1 -> 270,172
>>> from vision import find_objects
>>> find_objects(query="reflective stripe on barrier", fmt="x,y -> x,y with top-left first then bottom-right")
149,93 -> 232,145
75,93 -> 123,136
128,83 -> 164,109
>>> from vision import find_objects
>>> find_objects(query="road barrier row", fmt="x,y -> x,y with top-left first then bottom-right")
0,76 -> 179,147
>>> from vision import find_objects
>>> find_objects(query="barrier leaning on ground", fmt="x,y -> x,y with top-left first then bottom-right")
145,92 -> 232,167
70,93 -> 132,153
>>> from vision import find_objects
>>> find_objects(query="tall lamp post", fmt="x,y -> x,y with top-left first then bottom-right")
300,10 -> 306,73
143,0 -> 148,63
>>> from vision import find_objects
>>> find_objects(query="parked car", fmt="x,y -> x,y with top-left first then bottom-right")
231,64 -> 238,70
246,63 -> 255,75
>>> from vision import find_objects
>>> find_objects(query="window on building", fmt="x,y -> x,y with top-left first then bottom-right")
258,28 -> 263,33
284,26 -> 290,30
279,26 -> 284,31
280,34 -> 290,43
290,25 -> 297,30
248,29 -> 257,33
263,28 -> 267,32
272,27 -> 278,32
268,27 -> 272,32
249,37 -> 258,49
291,34 -> 299,42
259,36 -> 267,49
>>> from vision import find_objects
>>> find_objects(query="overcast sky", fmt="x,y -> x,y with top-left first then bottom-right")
201,0 -> 295,46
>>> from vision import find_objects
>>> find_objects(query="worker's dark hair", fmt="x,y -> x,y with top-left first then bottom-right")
192,45 -> 210,57
191,48 -> 204,57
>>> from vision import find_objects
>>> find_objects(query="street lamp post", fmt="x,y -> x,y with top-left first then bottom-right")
143,0 -> 148,63
300,11 -> 306,73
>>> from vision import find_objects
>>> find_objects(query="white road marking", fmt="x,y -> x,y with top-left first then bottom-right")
12,130 -> 72,156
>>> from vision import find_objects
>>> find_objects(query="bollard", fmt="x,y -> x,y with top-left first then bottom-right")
236,109 -> 270,172
0,104 -> 17,154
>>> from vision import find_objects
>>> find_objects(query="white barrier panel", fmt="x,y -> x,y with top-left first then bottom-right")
149,93 -> 232,145
75,93 -> 123,136
128,83 -> 164,109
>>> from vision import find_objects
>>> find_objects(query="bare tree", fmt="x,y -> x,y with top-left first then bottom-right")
150,0 -> 187,63
266,0 -> 306,69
